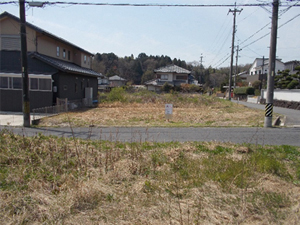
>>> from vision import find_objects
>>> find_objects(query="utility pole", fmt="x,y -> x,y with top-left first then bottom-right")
228,3 -> 242,100
234,45 -> 241,88
262,56 -> 266,89
19,0 -> 30,127
264,0 -> 279,128
199,54 -> 204,84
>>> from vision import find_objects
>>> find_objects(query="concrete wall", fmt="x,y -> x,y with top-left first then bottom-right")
261,89 -> 300,102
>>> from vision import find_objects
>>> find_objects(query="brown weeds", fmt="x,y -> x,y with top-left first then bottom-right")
1,131 -> 299,224
39,95 -> 265,127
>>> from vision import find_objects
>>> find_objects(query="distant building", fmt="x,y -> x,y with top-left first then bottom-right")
145,64 -> 192,91
249,58 -> 285,76
98,76 -> 109,91
109,75 -> 127,87
238,58 -> 299,87
284,60 -> 300,75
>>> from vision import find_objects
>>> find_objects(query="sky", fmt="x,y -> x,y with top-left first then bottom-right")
0,0 -> 300,68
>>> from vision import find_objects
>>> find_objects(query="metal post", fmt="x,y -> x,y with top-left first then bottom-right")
19,0 -> 30,127
264,0 -> 279,128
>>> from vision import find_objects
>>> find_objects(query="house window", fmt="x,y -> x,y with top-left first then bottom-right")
39,79 -> 51,91
1,35 -> 21,50
68,51 -> 71,60
30,78 -> 38,90
0,77 -> 9,88
12,77 -> 22,89
161,74 -> 168,80
0,75 -> 51,91
176,75 -> 187,80
88,57 -> 90,65
57,46 -> 60,57
84,55 -> 87,64
63,49 -> 66,59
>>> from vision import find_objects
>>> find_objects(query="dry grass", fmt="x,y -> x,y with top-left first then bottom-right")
1,130 -> 300,225
39,93 -> 266,127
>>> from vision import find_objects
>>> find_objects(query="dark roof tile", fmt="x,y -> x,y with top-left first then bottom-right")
31,52 -> 102,77
154,64 -> 191,74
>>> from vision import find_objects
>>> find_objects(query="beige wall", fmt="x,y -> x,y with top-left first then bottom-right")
1,16 -> 92,69
0,17 -> 36,51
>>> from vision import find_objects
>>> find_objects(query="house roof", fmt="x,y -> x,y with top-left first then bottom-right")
285,60 -> 300,65
31,52 -> 103,77
154,64 -> 191,74
0,11 -> 93,56
109,75 -> 126,81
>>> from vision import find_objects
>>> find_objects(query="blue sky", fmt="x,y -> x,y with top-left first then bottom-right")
1,0 -> 299,67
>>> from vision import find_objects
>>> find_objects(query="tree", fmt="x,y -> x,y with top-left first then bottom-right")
252,80 -> 261,90
141,70 -> 155,84
275,69 -> 300,89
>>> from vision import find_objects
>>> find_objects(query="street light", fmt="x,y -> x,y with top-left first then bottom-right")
28,1 -> 45,8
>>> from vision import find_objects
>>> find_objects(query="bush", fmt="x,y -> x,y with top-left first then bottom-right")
161,82 -> 174,93
234,87 -> 255,95
107,87 -> 127,102
287,80 -> 299,89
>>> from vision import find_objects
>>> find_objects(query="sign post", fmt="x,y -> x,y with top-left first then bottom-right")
165,104 -> 173,121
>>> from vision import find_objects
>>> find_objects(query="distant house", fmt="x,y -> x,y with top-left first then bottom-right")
249,58 -> 285,76
0,12 -> 102,112
284,60 -> 300,75
109,75 -> 127,87
145,64 -> 191,91
98,76 -> 109,91
235,58 -> 285,87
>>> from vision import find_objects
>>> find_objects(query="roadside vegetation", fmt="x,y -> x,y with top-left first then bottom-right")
39,88 -> 267,127
1,129 -> 300,224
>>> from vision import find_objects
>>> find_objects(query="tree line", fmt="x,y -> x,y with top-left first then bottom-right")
91,52 -> 252,90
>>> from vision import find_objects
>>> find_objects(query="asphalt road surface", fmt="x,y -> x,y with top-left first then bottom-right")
1,126 -> 300,146
1,101 -> 299,146
232,100 -> 300,127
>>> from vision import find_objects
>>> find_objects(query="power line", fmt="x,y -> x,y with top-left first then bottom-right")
240,12 -> 300,50
1,1 -> 299,7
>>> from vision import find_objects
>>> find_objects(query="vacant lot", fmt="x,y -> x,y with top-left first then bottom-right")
1,130 -> 300,224
39,91 -> 267,127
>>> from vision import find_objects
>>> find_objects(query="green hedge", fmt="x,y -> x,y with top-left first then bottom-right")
233,87 -> 255,95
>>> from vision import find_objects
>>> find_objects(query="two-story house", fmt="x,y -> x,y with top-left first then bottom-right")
145,64 -> 191,91
249,58 -> 285,76
0,12 -> 102,112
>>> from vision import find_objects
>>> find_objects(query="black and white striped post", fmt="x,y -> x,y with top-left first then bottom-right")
265,103 -> 273,123
264,0 -> 279,128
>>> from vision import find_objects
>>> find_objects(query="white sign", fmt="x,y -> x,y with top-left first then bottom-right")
165,104 -> 173,114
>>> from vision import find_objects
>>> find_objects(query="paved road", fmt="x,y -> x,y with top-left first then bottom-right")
232,100 -> 300,127
1,126 -> 300,146
1,101 -> 299,146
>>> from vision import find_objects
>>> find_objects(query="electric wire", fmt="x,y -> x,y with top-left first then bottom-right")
1,1 -> 299,7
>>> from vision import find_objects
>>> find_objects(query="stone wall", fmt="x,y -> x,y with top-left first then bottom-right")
260,99 -> 300,110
